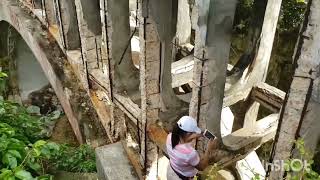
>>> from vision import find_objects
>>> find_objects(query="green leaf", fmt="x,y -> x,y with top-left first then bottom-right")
45,142 -> 59,151
2,153 -> 17,169
40,148 -> 50,158
27,161 -> 41,172
291,159 -> 303,172
36,174 -> 53,180
34,140 -> 46,148
33,148 -> 41,157
0,72 -> 8,78
8,150 -> 22,159
14,169 -> 33,180
0,169 -> 14,179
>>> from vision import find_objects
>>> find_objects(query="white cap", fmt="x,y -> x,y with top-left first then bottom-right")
177,116 -> 202,134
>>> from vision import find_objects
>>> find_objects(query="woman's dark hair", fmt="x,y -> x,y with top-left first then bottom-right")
171,123 -> 188,148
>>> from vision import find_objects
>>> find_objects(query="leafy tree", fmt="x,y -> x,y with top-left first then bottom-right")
234,0 -> 307,34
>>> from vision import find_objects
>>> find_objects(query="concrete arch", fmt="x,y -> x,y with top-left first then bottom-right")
0,0 -> 103,144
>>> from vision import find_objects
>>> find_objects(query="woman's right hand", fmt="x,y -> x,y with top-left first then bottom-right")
207,138 -> 219,150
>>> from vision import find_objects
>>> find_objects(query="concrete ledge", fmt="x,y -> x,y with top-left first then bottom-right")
96,142 -> 138,180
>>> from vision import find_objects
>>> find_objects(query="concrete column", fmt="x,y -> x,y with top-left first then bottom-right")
147,0 -> 188,123
139,0 -> 161,178
44,0 -> 56,26
104,0 -> 139,94
269,1 -> 320,178
75,0 -> 102,70
59,0 -> 81,50
176,0 -> 191,45
189,0 -> 236,151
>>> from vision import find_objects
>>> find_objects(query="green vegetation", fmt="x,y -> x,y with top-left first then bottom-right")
0,73 -> 96,180
234,0 -> 307,34
283,139 -> 320,180
0,100 -> 59,180
251,139 -> 320,180
48,144 -> 96,173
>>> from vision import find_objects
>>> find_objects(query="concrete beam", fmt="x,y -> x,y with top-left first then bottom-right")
251,83 -> 285,112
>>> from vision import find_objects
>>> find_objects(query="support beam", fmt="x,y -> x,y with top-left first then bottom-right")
171,55 -> 194,88
146,0 -> 188,119
75,0 -> 101,70
251,83 -> 285,112
223,113 -> 279,151
224,0 -> 282,130
189,0 -> 237,152
58,0 -> 81,50
176,0 -> 191,45
268,0 -> 320,178
103,0 -> 139,94
223,0 -> 283,108
43,0 -> 56,26
139,3 -> 161,177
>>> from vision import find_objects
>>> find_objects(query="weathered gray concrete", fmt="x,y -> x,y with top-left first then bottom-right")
15,36 -> 49,100
189,0 -> 237,149
96,142 -> 138,180
44,0 -> 57,25
75,0 -> 102,70
269,0 -> 320,178
59,0 -> 81,50
176,0 -> 191,44
104,0 -> 139,94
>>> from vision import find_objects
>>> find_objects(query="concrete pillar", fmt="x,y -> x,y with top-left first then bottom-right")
104,0 -> 139,93
268,0 -> 320,178
75,0 -> 102,70
139,0 -> 161,178
44,0 -> 56,25
189,0 -> 236,151
176,0 -> 191,45
59,0 -> 81,50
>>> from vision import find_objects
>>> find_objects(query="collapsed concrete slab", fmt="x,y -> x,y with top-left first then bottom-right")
96,142 -> 138,180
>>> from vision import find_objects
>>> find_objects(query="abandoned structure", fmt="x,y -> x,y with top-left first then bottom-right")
0,0 -> 319,179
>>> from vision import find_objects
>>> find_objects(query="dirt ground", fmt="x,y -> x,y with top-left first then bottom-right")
50,115 -> 79,146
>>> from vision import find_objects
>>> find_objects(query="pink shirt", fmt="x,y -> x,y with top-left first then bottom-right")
166,133 -> 200,177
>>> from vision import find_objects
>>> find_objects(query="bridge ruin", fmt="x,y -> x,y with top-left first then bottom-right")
0,0 -> 319,179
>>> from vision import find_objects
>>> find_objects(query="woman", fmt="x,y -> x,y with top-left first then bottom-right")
166,116 -> 218,180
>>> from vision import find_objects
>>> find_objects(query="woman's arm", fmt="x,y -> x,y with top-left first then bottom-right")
195,138 -> 219,171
